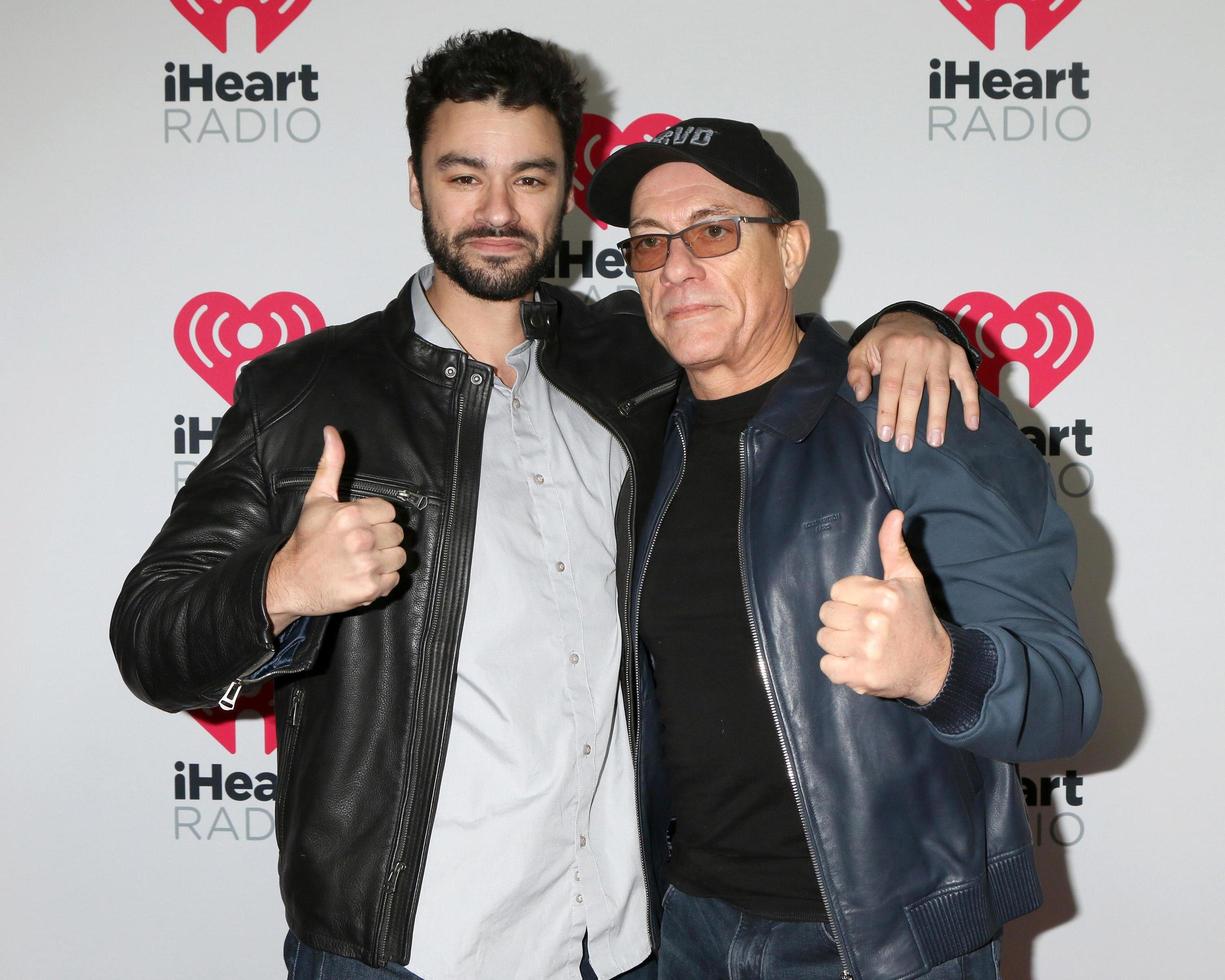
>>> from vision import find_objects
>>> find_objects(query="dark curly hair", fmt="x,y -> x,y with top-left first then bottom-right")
406,29 -> 586,186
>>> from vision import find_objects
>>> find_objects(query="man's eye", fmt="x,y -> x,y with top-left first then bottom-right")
518,176 -> 544,187
634,237 -> 663,252
451,175 -> 478,185
700,222 -> 731,240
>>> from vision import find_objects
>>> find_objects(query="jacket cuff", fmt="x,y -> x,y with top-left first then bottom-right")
905,623 -> 998,735
849,300 -> 982,373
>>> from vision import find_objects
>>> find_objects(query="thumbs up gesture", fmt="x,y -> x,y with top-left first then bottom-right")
817,510 -> 951,703
265,426 -> 407,633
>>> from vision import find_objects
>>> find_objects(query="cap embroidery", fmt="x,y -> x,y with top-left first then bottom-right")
652,125 -> 715,147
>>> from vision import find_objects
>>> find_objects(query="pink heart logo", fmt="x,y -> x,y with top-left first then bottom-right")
573,112 -> 681,228
169,0 -> 313,53
189,683 -> 276,754
174,291 -> 324,405
936,0 -> 1083,50
944,291 -> 1093,406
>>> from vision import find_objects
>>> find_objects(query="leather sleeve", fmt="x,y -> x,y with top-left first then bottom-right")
860,386 -> 1101,761
109,372 -> 322,712
849,300 -> 982,372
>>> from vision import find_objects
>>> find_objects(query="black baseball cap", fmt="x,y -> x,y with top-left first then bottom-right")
586,117 -> 800,229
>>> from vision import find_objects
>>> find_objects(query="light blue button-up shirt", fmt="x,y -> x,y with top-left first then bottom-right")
405,267 -> 648,980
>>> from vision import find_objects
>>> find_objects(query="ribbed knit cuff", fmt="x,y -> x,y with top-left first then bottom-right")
905,623 -> 998,735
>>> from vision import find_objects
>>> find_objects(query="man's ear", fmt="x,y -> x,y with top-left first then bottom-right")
779,219 -> 811,291
564,181 -> 575,215
408,158 -> 423,212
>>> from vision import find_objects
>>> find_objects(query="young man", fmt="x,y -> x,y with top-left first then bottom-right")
586,118 -> 1101,980
112,36 -> 977,980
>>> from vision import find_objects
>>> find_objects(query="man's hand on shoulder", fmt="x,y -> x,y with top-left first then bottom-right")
265,426 -> 407,634
816,510 -> 951,704
847,311 -> 981,452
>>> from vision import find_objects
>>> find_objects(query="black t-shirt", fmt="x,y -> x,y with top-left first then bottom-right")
640,377 -> 827,922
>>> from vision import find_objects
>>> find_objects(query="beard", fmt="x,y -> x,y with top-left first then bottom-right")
422,200 -> 564,302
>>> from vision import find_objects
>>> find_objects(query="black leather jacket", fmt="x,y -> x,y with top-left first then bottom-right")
111,280 -> 680,965
630,317 -> 1101,980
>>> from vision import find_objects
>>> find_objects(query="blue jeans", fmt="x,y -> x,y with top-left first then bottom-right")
284,933 -> 423,979
657,886 -> 1001,980
284,931 -> 656,979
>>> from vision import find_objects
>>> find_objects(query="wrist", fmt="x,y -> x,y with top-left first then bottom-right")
265,546 -> 303,635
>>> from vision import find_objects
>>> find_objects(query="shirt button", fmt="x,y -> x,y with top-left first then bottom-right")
555,561 -> 566,572
579,835 -> 587,847
575,894 -> 584,904
583,744 -> 592,755
574,870 -> 582,882
533,473 -> 545,485
569,653 -> 580,665
512,397 -> 521,410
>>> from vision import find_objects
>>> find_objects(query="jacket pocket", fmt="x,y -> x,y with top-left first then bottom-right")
271,468 -> 439,511
275,686 -> 306,850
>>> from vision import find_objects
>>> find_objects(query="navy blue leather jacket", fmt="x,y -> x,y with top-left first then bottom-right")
629,316 -> 1101,980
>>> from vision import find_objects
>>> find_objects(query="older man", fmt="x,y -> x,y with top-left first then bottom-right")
587,119 -> 1101,980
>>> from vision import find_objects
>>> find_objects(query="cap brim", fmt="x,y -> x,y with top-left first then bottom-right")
586,143 -> 710,228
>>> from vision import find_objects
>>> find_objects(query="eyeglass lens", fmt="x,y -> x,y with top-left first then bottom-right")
623,218 -> 743,273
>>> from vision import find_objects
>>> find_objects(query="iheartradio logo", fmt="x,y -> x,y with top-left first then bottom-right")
190,684 -> 276,754
945,292 -> 1092,406
174,291 -> 324,404
170,0 -> 312,53
574,112 -> 680,227
937,0 -> 1083,50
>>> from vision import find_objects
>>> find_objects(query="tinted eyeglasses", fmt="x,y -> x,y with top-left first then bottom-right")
617,215 -> 786,273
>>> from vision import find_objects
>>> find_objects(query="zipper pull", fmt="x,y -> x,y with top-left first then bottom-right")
395,489 -> 429,510
840,971 -> 854,980
219,681 -> 242,710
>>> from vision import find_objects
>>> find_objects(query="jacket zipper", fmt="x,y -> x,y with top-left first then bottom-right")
616,376 -> 679,417
535,345 -> 658,944
275,688 -> 306,846
376,364 -> 475,964
271,471 -> 435,511
216,475 -> 437,710
737,431 -> 854,980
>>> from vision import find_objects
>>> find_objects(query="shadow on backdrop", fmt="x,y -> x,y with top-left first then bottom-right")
989,364 -> 1144,980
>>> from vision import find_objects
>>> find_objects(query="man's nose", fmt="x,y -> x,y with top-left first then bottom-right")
658,234 -> 704,286
474,181 -> 518,228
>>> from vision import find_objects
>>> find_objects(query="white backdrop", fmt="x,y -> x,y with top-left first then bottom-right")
3,1 -> 1222,977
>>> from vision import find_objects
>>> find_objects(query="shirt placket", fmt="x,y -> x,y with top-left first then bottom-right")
508,347 -> 600,950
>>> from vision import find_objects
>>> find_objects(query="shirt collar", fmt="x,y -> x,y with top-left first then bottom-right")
410,263 -> 537,389
410,264 -> 465,352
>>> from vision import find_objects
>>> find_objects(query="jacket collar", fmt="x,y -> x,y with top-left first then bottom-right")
674,314 -> 848,443
381,274 -> 563,381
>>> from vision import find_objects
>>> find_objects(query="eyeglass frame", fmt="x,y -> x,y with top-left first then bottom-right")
616,214 -> 787,273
